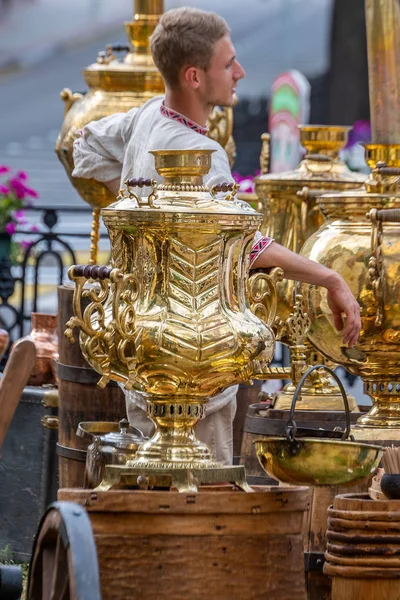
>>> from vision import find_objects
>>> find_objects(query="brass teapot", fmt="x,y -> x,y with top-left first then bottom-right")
77,419 -> 146,488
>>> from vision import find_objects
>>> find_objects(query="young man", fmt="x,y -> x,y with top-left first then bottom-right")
72,7 -> 361,465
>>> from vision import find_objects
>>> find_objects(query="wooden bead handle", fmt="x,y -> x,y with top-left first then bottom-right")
71,265 -> 113,280
125,177 -> 154,188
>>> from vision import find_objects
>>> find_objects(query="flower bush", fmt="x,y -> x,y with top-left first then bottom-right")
0,166 -> 38,235
232,170 -> 260,194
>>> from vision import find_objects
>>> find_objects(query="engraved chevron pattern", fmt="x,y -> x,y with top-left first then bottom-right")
168,237 -> 220,313
161,235 -> 236,364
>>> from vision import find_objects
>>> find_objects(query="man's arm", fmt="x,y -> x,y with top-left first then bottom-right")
72,109 -> 139,184
105,178 -> 121,195
252,241 -> 361,348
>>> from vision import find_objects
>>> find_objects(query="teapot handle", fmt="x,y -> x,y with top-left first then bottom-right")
285,365 -> 351,442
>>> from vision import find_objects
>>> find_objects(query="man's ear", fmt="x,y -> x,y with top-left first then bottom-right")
183,66 -> 201,89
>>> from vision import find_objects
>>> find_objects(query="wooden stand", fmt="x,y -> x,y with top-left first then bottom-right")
58,486 -> 309,600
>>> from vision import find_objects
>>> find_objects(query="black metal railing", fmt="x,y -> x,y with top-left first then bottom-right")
0,205 -> 109,343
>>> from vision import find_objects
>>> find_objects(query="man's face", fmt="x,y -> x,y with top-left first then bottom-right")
201,34 -> 246,107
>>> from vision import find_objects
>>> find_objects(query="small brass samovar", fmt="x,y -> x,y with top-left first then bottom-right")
66,149 -> 279,491
56,0 -> 235,264
299,0 -> 400,440
254,126 -> 365,410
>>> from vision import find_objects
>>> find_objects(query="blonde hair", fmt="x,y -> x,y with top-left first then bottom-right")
150,7 -> 230,90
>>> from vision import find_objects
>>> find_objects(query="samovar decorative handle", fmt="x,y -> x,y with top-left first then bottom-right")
210,181 -> 239,200
248,267 -> 284,336
285,364 -> 351,442
124,177 -> 158,208
60,88 -> 84,117
297,186 -> 327,241
374,164 -> 400,178
260,133 -> 270,175
367,208 -> 400,327
97,44 -> 130,65
66,264 -> 139,389
70,264 -> 113,280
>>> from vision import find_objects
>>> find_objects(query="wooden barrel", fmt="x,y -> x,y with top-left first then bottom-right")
324,493 -> 400,600
240,404 -> 370,599
59,486 -> 309,600
57,284 -> 126,488
233,380 -> 264,458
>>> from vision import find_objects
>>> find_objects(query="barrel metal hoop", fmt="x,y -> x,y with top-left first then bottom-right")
57,361 -> 117,386
56,443 -> 87,462
304,552 -> 326,572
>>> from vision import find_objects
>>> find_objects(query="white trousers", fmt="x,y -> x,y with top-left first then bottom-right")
126,396 -> 237,466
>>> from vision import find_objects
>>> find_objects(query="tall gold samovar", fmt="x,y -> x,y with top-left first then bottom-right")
66,149 -> 279,492
300,0 -> 400,440
253,127 -> 366,409
55,0 -> 236,264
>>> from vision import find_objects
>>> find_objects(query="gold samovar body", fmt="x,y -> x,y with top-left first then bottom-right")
66,149 -> 276,491
255,125 -> 365,326
298,0 -> 400,438
300,146 -> 400,436
56,1 -> 165,213
254,126 -> 365,410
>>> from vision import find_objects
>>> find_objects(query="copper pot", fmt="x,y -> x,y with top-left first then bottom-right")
27,313 -> 58,386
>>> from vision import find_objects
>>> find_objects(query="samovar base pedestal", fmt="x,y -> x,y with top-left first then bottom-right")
96,464 -> 253,493
351,426 -> 400,442
272,383 -> 359,411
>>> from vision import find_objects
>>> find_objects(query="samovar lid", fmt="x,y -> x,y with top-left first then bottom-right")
82,1 -> 164,93
255,125 -> 365,192
102,149 -> 264,220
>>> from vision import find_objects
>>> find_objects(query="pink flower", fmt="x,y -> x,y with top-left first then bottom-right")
238,178 -> 255,193
9,178 -> 38,199
0,185 -> 9,195
16,170 -> 28,181
12,210 -> 27,225
30,225 -> 40,233
0,166 -> 10,175
21,240 -> 33,249
5,222 -> 16,235
25,186 -> 39,198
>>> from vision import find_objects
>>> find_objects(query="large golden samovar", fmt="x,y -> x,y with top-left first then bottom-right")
56,0 -> 235,264
66,149 -> 278,491
299,0 -> 400,440
254,126 -> 365,409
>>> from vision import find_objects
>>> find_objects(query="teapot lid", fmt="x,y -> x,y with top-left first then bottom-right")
100,419 -> 146,449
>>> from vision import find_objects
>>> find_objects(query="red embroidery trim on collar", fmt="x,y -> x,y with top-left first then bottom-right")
160,101 -> 208,136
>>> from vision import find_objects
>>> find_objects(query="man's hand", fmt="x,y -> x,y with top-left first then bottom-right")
326,278 -> 361,348
251,240 -> 362,347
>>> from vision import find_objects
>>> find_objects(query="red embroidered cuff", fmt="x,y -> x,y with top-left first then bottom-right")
249,236 -> 274,267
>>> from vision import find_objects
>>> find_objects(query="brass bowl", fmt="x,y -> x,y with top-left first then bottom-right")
254,437 -> 384,486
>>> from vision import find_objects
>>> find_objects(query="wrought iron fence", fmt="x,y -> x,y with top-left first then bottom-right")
0,205 -> 108,342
